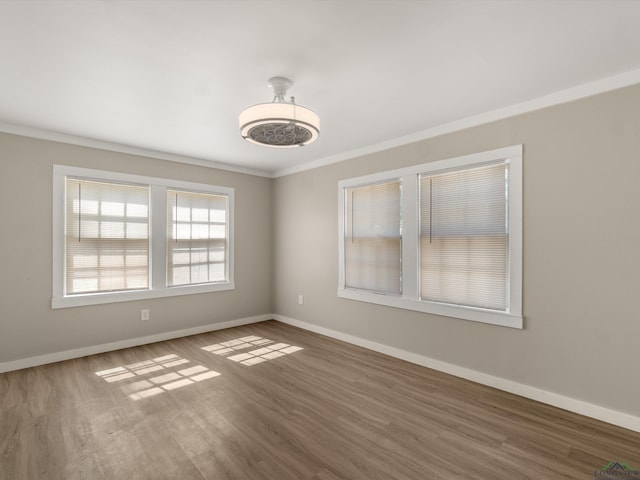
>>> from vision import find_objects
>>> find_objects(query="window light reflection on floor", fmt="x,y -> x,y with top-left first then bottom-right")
201,335 -> 303,366
94,353 -> 220,401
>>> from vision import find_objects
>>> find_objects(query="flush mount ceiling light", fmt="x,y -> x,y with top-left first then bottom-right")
239,77 -> 320,148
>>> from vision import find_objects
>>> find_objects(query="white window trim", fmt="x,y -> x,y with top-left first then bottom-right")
52,165 -> 235,309
338,145 -> 523,329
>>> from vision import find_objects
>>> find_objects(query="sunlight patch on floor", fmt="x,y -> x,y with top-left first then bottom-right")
95,353 -> 221,401
201,336 -> 303,366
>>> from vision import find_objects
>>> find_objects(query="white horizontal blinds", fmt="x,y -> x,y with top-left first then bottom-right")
420,162 -> 508,310
167,190 -> 228,286
345,180 -> 402,294
65,178 -> 150,295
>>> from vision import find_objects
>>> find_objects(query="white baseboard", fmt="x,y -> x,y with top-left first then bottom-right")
4,312 -> 639,434
0,314 -> 271,373
273,314 -> 640,434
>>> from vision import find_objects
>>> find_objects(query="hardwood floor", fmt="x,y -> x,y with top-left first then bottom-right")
1,320 -> 639,479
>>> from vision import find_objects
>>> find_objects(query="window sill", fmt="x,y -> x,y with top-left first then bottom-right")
51,282 -> 235,309
337,288 -> 523,329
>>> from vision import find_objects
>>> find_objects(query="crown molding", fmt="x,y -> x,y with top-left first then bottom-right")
273,67 -> 640,177
0,122 -> 271,178
2,67 -> 640,180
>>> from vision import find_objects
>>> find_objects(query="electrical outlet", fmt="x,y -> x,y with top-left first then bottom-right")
298,295 -> 304,305
141,308 -> 150,321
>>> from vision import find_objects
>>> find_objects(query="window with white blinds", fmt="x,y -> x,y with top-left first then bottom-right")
167,190 -> 228,286
420,163 -> 508,310
66,178 -> 150,295
345,181 -> 401,294
338,145 -> 522,328
53,165 -> 234,308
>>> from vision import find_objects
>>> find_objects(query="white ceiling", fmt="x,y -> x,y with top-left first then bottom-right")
1,1 -> 640,177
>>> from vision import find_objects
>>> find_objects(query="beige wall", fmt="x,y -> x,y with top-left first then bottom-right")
273,84 -> 640,417
0,133 -> 273,362
2,84 -> 639,418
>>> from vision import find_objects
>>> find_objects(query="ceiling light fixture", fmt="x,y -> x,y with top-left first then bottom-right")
239,77 -> 320,148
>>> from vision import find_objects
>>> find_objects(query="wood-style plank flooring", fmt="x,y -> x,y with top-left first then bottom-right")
1,320 -> 639,479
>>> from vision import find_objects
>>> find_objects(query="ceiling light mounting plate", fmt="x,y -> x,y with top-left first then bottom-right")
268,76 -> 293,102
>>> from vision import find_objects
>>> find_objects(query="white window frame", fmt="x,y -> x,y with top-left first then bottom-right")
52,165 -> 234,308
338,145 -> 523,329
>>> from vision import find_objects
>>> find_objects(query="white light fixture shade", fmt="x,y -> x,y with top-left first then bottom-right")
239,102 -> 320,148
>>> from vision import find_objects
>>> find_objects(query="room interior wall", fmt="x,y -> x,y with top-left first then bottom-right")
273,83 -> 640,418
0,132 -> 273,364
1,83 -> 639,426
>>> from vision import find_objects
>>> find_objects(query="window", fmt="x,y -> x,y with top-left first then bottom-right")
338,145 -> 522,328
420,163 -> 508,310
167,190 -> 228,287
65,178 -> 150,295
345,181 -> 402,294
53,166 -> 234,308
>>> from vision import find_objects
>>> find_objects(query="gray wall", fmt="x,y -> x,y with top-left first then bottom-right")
273,84 -> 640,417
0,132 -> 273,362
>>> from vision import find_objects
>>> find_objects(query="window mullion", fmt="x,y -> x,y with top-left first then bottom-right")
401,175 -> 419,300
150,185 -> 167,289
